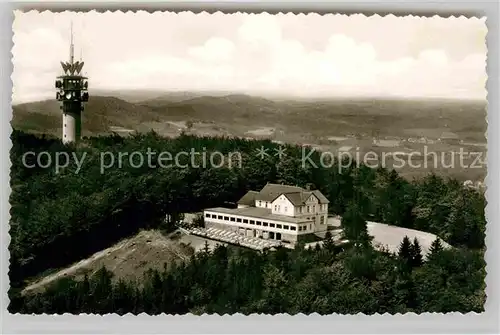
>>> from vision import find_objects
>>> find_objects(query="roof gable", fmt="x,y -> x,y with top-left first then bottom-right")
312,190 -> 330,204
255,183 -> 305,202
281,192 -> 304,206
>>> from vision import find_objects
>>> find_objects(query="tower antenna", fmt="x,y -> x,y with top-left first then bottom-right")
79,19 -> 84,62
70,20 -> 74,65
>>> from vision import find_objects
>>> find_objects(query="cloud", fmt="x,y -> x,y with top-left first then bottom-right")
188,37 -> 235,63
11,12 -> 487,103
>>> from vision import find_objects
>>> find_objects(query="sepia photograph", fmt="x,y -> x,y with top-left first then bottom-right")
8,11 -> 487,315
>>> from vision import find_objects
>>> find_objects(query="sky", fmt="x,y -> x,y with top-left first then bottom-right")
12,11 -> 487,103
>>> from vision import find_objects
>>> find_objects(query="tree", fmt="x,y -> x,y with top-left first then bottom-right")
323,231 -> 336,251
202,241 -> 211,254
410,238 -> 423,267
192,214 -> 205,228
397,236 -> 413,271
259,264 -> 289,313
428,237 -> 444,261
398,236 -> 411,258
341,202 -> 372,248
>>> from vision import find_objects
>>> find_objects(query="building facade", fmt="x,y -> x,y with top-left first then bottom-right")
203,183 -> 329,243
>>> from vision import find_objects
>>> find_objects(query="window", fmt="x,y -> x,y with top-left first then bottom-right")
237,218 -> 242,223
320,217 -> 325,224
224,216 -> 229,221
291,226 -> 296,231
307,206 -> 310,213
243,219 -> 248,223
274,205 -> 277,211
276,224 -> 282,229
270,223 -> 275,228
283,225 -> 289,230
256,221 -> 262,226
310,224 -> 312,230
211,214 -> 217,218
230,217 -> 235,222
258,201 -> 262,206
205,213 -> 210,218
263,222 -> 268,227
285,206 -> 288,212
218,216 -> 223,220
250,220 -> 255,224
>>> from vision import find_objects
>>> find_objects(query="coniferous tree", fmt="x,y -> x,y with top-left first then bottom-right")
202,241 -> 211,254
7,129 -> 488,315
428,237 -> 444,261
398,236 -> 412,259
341,202 -> 372,248
397,236 -> 413,271
323,231 -> 336,252
410,238 -> 423,267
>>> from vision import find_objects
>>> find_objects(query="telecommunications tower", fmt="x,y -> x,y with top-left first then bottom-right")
55,23 -> 89,144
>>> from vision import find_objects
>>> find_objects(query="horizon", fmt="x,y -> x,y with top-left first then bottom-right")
11,89 -> 488,106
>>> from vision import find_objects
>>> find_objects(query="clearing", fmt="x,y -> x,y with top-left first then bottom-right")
22,229 -> 202,294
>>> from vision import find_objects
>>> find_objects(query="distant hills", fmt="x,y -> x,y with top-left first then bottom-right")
11,92 -> 487,143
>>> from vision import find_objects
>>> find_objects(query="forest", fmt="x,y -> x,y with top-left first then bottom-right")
8,129 -> 486,314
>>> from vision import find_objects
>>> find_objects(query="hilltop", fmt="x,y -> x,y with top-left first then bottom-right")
12,93 -> 486,139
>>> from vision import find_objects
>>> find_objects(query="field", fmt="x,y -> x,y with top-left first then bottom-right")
11,91 -> 487,181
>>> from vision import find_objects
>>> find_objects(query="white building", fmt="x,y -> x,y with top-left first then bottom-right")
203,183 -> 330,243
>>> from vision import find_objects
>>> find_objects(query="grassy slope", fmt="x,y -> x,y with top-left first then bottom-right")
22,229 -> 196,294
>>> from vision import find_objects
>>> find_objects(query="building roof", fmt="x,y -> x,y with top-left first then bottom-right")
282,192 -> 304,206
237,191 -> 259,206
311,190 -> 330,204
256,183 -> 305,202
245,183 -> 330,205
204,206 -> 312,224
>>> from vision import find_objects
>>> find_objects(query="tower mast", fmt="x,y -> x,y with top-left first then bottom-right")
69,21 -> 74,65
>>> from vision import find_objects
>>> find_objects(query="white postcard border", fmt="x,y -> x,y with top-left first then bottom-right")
1,1 -> 498,334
